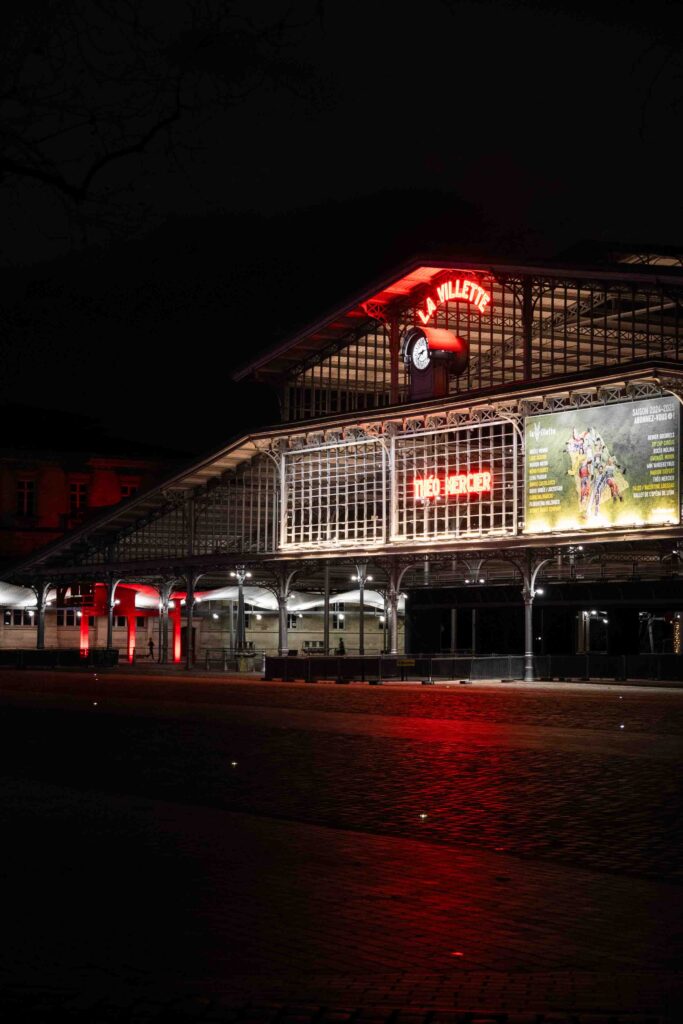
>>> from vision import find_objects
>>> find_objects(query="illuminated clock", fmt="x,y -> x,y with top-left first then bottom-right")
400,325 -> 468,402
412,335 -> 431,371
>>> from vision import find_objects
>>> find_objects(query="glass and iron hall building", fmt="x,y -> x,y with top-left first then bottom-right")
5,246 -> 683,679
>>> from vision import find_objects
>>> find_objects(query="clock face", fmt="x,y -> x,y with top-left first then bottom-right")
412,336 -> 430,371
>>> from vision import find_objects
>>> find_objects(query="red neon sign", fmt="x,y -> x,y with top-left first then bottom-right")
418,277 -> 491,325
414,471 -> 492,499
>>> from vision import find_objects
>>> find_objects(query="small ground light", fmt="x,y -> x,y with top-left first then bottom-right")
620,724 -> 625,729
231,761 -> 238,766
450,951 -> 464,957
93,702 -> 98,706
419,812 -> 428,819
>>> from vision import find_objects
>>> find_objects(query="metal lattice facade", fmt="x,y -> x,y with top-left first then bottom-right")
281,438 -> 386,549
392,421 -> 518,542
282,272 -> 683,422
284,325 -> 410,420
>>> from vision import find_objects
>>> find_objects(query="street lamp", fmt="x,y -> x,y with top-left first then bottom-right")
353,562 -> 372,656
230,566 -> 252,649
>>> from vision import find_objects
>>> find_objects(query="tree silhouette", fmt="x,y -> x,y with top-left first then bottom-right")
0,1 -> 323,254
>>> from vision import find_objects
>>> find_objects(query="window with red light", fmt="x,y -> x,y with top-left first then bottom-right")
16,479 -> 36,517
69,481 -> 88,513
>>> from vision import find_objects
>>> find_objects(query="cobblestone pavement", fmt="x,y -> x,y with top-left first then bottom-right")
0,672 -> 682,1020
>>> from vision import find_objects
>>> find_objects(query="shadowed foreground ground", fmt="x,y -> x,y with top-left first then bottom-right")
0,670 -> 682,1021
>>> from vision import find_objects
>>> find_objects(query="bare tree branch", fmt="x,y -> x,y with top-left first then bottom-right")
0,0 -> 325,252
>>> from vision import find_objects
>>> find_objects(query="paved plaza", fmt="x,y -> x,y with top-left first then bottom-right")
0,670 -> 682,1021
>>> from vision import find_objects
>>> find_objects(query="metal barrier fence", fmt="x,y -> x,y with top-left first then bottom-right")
264,652 -> 683,683
202,648 -> 266,672
0,647 -> 119,669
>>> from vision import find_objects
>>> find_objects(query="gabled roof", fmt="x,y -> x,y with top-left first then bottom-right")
5,429 -> 277,576
233,251 -> 683,384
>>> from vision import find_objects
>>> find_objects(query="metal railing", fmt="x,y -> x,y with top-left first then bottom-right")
0,647 -> 119,669
264,652 -> 683,683
202,647 -> 266,672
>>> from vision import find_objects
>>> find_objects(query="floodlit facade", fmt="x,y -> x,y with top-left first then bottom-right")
4,246 -> 683,679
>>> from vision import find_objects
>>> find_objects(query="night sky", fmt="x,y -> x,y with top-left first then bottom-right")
1,0 -> 681,454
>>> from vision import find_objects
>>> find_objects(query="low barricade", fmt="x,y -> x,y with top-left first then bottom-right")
0,648 -> 119,669
202,648 -> 265,672
263,652 -> 683,684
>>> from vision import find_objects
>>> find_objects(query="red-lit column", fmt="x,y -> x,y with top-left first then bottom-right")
126,614 -> 136,663
171,601 -> 182,663
80,609 -> 90,656
184,575 -> 195,670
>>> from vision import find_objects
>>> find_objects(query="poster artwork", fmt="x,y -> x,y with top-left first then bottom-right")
524,397 -> 680,533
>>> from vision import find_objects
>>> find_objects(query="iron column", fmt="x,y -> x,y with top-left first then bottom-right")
230,566 -> 252,649
352,562 -> 372,657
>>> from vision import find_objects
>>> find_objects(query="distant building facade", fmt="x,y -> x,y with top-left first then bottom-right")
0,447 -> 167,564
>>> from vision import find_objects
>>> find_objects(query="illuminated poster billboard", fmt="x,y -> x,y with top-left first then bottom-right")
524,397 -> 680,534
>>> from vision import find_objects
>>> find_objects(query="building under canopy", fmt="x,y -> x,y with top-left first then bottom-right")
4,246 -> 683,679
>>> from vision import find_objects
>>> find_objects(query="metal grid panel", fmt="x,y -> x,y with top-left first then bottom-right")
196,456 -> 278,555
282,439 -> 386,549
114,503 -> 188,562
392,422 -> 517,542
285,325 -> 410,420
281,272 -> 683,422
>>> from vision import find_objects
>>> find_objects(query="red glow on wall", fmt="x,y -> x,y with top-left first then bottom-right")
127,615 -> 136,663
79,609 -> 90,656
414,471 -> 492,499
418,278 -> 491,325
171,602 -> 182,663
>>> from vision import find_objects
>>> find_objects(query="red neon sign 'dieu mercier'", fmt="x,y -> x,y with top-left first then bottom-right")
414,471 -> 492,500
